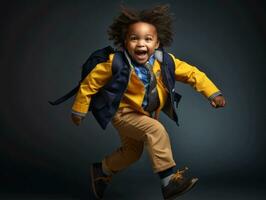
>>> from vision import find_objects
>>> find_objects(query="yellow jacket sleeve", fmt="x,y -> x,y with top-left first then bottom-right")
71,54 -> 113,115
171,54 -> 221,98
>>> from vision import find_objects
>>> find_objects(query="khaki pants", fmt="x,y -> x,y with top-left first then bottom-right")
102,107 -> 176,174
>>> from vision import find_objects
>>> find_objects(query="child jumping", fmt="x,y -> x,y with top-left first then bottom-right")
71,5 -> 226,200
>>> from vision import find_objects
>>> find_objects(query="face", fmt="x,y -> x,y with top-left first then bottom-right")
124,22 -> 160,64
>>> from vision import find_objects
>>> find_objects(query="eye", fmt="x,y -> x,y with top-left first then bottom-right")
145,37 -> 153,42
129,35 -> 138,41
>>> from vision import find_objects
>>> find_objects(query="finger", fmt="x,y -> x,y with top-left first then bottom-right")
75,120 -> 81,126
211,101 -> 216,108
218,100 -> 225,107
218,100 -> 226,108
72,117 -> 81,126
222,100 -> 226,107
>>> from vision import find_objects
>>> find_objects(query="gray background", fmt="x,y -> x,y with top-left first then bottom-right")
1,0 -> 265,199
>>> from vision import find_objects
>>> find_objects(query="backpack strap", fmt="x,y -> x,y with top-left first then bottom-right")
112,51 -> 125,75
48,85 -> 80,105
49,46 -> 115,105
81,46 -> 114,80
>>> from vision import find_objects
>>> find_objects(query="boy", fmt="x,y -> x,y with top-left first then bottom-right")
71,5 -> 226,200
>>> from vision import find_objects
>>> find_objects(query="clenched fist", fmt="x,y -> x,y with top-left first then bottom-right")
210,95 -> 226,108
71,113 -> 84,126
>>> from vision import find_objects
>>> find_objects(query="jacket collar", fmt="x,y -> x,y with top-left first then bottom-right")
123,49 -> 163,68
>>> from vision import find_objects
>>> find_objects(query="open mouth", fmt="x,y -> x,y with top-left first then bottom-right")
135,50 -> 147,56
134,50 -> 148,62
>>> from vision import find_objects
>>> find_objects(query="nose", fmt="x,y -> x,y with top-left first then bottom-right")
137,39 -> 145,47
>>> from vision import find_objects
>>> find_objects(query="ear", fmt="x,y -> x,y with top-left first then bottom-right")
155,40 -> 160,49
124,37 -> 128,48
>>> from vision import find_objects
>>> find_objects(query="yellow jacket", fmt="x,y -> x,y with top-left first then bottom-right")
72,53 -> 220,117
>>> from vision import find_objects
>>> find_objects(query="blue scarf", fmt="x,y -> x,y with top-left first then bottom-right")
132,54 -> 155,108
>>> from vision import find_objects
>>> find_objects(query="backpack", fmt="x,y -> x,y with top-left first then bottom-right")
49,46 -> 115,105
49,46 -> 180,110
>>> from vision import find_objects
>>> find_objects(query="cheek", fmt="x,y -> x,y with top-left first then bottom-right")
147,43 -> 158,51
127,43 -> 135,52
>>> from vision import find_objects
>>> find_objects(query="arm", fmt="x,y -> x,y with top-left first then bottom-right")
171,54 -> 226,108
71,55 -> 113,125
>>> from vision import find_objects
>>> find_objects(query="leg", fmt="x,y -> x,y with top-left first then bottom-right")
105,107 -> 176,174
102,133 -> 144,174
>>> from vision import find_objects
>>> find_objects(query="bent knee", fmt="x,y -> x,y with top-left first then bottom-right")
144,121 -> 170,145
123,146 -> 143,162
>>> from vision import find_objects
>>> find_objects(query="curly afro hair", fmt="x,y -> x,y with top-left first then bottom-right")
108,5 -> 174,48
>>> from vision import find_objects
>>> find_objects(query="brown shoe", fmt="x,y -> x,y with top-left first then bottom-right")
90,163 -> 112,199
161,167 -> 198,200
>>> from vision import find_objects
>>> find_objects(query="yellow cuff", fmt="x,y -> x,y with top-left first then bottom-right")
72,102 -> 89,114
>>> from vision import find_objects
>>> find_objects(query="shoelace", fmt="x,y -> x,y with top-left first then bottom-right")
95,176 -> 112,183
170,166 -> 189,182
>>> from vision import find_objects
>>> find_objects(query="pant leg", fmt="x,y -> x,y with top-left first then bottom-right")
103,108 -> 176,174
102,133 -> 144,175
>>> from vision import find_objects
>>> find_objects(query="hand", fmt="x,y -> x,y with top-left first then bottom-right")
71,113 -> 84,126
210,95 -> 226,108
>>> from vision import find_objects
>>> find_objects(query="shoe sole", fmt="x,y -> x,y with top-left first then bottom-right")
165,178 -> 199,200
90,165 -> 101,199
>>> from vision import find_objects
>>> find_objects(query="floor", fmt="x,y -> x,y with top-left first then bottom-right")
1,172 -> 265,200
